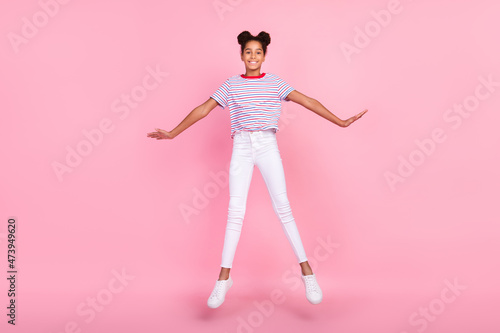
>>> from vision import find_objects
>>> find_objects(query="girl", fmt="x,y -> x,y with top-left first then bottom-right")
147,31 -> 367,309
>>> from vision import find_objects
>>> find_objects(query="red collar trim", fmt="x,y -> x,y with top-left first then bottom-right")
241,73 -> 266,79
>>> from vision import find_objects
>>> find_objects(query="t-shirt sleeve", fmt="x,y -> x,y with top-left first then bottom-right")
210,79 -> 230,109
275,75 -> 295,101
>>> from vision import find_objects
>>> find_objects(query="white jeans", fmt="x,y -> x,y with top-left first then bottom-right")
220,129 -> 309,268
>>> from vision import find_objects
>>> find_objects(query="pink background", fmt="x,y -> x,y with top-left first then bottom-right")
1,0 -> 499,332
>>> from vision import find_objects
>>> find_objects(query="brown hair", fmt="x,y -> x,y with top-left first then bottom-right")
237,31 -> 271,55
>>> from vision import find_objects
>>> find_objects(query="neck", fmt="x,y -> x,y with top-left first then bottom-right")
244,69 -> 261,77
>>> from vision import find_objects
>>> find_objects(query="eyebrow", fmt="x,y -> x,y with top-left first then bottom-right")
244,48 -> 263,51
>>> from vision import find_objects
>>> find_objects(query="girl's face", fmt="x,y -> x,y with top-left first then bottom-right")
240,40 -> 265,73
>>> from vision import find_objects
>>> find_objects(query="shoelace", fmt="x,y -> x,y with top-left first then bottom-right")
303,276 -> 319,293
210,280 -> 227,299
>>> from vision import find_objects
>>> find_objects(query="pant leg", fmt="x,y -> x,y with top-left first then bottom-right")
220,135 -> 254,268
254,133 -> 309,264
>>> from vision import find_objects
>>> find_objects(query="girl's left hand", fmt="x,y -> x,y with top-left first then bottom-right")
343,109 -> 368,127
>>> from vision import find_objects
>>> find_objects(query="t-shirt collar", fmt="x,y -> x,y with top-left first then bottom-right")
241,73 -> 266,79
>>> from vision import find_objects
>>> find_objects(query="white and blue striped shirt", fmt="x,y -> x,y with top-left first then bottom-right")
210,72 -> 294,138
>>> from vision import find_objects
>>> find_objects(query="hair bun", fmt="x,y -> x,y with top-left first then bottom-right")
257,31 -> 271,46
237,30 -> 272,55
237,31 -> 252,45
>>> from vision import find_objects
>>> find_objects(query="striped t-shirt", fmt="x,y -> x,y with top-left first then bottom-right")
210,72 -> 295,138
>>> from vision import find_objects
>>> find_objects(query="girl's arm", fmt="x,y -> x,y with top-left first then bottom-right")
285,90 -> 367,127
147,97 -> 219,140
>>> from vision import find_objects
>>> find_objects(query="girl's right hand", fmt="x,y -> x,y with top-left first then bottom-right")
147,128 -> 174,140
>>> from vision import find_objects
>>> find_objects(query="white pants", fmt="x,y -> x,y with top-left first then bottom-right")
220,129 -> 309,268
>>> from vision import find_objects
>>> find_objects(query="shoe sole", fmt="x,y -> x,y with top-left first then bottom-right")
307,296 -> 323,305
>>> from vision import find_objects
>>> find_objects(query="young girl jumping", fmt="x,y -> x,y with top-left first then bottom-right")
147,30 -> 367,309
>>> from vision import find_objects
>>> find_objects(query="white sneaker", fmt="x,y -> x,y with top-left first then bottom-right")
207,275 -> 233,308
301,273 -> 323,304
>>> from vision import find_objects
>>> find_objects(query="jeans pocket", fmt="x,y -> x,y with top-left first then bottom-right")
260,133 -> 277,145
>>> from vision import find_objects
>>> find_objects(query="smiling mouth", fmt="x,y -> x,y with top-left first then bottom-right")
249,61 -> 258,64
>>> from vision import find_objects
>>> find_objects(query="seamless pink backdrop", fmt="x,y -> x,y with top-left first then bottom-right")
1,0 -> 499,332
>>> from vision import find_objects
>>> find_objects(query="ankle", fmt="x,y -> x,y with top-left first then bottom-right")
218,272 -> 230,280
219,267 -> 231,280
299,261 -> 313,276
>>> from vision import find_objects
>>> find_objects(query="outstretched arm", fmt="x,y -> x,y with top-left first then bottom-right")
147,97 -> 220,140
285,90 -> 367,127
